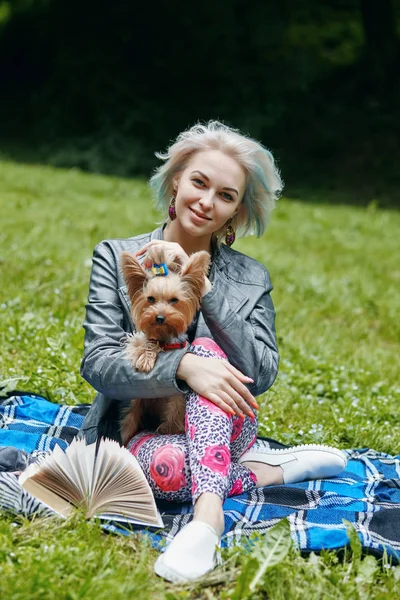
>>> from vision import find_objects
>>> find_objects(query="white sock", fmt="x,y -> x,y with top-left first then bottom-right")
154,521 -> 221,583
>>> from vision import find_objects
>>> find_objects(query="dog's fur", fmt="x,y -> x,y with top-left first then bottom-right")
120,246 -> 210,445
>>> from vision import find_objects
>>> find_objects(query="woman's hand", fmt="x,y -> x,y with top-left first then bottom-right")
135,240 -> 190,270
136,240 -> 212,296
177,353 -> 258,418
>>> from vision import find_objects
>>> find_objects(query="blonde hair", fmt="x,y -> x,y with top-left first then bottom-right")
149,121 -> 283,241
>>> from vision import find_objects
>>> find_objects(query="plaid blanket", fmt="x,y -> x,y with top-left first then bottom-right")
0,392 -> 89,453
1,393 -> 400,561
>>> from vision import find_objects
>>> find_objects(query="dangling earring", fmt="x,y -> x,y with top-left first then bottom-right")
225,219 -> 235,247
169,191 -> 177,221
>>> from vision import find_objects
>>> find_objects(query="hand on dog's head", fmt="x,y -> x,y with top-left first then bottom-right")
145,246 -> 181,273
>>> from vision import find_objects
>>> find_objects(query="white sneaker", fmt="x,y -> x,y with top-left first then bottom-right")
239,444 -> 348,484
154,521 -> 221,583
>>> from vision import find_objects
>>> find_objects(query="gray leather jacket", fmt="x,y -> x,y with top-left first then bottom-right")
79,226 -> 279,444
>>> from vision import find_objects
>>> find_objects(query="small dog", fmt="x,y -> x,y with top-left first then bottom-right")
120,246 -> 210,445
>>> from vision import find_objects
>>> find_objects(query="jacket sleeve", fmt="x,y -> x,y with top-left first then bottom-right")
200,271 -> 279,397
80,242 -> 189,401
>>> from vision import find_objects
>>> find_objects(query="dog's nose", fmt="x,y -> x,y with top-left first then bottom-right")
155,315 -> 166,325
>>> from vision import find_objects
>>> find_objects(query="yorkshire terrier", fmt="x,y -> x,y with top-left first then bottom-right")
120,246 -> 210,445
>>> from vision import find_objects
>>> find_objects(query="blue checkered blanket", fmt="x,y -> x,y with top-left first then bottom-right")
1,393 -> 400,561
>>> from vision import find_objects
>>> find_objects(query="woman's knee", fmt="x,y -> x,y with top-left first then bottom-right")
191,337 -> 227,360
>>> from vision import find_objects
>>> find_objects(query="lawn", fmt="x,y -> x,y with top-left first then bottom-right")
0,160 -> 399,599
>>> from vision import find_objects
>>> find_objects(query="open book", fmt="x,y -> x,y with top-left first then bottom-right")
19,438 -> 164,528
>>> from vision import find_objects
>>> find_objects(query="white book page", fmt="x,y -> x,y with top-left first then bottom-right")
81,442 -> 97,498
96,511 -> 164,528
91,439 -> 140,496
20,438 -> 161,525
87,441 -> 160,525
19,440 -> 96,508
64,438 -> 96,500
19,474 -> 74,517
22,445 -> 83,506
91,439 -> 123,500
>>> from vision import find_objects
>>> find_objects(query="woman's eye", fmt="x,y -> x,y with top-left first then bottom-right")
147,296 -> 155,304
193,178 -> 205,187
221,192 -> 233,201
169,298 -> 179,304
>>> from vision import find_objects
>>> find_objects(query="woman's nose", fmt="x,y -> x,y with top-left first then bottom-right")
199,190 -> 214,209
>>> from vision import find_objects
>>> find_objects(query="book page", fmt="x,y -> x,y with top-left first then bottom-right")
91,439 -> 121,498
19,441 -> 92,508
88,440 -> 162,527
89,440 -> 141,511
96,511 -> 164,528
19,438 -> 162,527
28,444 -> 89,507
80,441 -> 97,498
19,474 -> 74,517
63,438 -> 96,500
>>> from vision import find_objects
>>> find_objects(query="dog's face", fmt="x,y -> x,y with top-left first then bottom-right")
121,248 -> 210,342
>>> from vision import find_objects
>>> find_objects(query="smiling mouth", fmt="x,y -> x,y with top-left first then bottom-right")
190,207 -> 212,221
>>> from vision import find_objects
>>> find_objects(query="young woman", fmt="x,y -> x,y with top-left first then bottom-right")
79,121 -> 347,583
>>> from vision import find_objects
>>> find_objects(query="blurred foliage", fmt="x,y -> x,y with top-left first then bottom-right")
0,0 -> 399,203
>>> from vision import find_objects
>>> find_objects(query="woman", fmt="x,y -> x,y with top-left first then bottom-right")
79,121 -> 346,582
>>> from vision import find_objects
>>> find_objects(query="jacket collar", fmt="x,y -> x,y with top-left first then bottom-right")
150,225 -> 165,241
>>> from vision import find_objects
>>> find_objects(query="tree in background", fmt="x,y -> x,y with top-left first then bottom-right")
0,0 -> 398,201
361,0 -> 399,88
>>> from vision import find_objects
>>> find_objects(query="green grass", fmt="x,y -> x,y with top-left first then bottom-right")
1,160 -> 400,599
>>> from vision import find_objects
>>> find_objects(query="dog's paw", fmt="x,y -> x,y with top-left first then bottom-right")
135,351 -> 157,372
129,332 -> 147,348
125,336 -> 144,365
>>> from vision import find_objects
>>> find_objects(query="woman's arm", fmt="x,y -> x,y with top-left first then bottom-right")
176,353 -> 258,418
175,273 -> 277,417
80,242 -> 190,401
200,272 -> 279,397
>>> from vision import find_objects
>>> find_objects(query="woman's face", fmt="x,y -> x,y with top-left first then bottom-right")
173,150 -> 247,239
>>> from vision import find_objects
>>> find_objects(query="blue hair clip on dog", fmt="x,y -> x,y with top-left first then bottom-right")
151,262 -> 169,276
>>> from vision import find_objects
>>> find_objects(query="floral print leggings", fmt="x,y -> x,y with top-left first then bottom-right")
127,338 -> 258,503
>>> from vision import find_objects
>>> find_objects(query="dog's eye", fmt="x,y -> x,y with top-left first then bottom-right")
147,296 -> 156,304
169,298 -> 179,304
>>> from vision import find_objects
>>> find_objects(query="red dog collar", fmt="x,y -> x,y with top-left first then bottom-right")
158,341 -> 188,351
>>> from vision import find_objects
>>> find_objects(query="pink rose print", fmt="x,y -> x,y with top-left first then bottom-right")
129,433 -> 157,456
150,445 -> 187,492
198,396 -> 230,418
191,475 -> 198,496
229,479 -> 243,496
193,337 -> 227,358
230,417 -> 244,442
200,444 -> 231,476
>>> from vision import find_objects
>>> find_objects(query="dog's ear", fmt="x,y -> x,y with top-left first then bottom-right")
181,251 -> 211,297
120,252 -> 148,300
